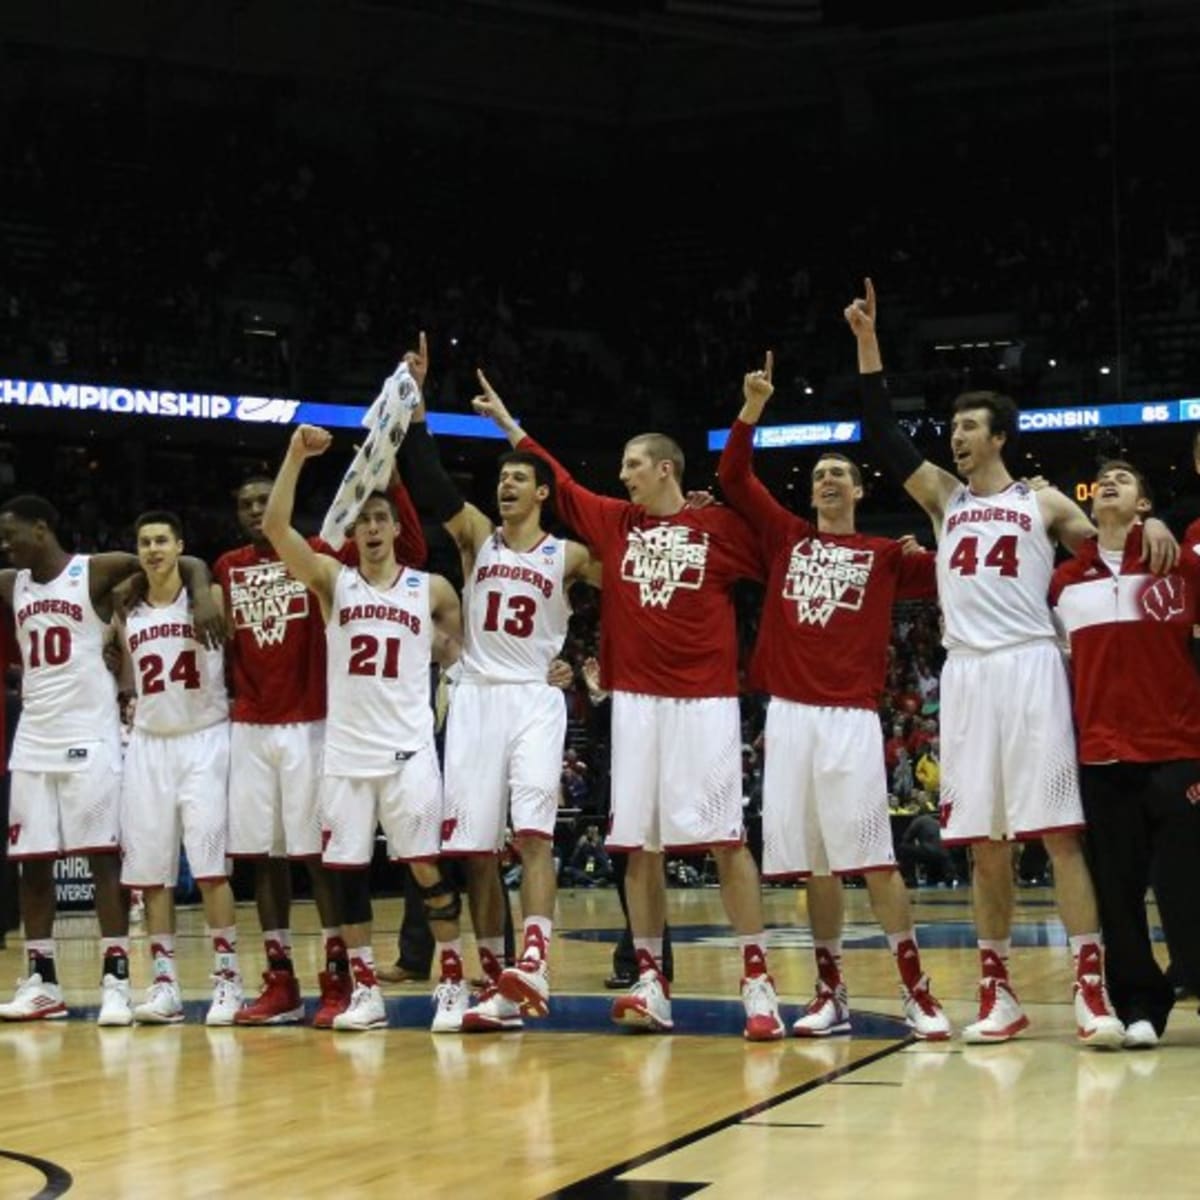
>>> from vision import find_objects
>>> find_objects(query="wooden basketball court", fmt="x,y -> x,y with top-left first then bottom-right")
0,884 -> 1196,1198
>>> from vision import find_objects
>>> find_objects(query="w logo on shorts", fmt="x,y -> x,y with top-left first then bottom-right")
938,801 -> 953,830
7,824 -> 20,847
440,818 -> 458,843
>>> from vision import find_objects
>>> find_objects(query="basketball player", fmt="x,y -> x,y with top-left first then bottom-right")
1051,460 -> 1200,1047
262,424 -> 467,1033
118,511 -> 242,1025
0,494 -> 223,1023
847,278 -> 1173,1045
398,333 -> 596,1031
717,354 -> 951,1040
472,375 -> 785,1041
216,469 -> 426,1028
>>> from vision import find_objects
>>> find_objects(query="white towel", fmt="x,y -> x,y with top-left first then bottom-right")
318,361 -> 421,549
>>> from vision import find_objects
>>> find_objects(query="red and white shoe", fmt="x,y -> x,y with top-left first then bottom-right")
742,974 -> 785,1042
312,969 -> 353,1029
0,974 -> 68,1022
791,982 -> 851,1038
235,970 -> 305,1026
611,967 -> 674,1032
498,957 -> 550,1018
1074,974 -> 1124,1049
901,976 -> 952,1041
961,977 -> 1030,1044
461,983 -> 524,1032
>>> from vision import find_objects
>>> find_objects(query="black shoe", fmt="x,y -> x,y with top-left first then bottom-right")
604,972 -> 635,990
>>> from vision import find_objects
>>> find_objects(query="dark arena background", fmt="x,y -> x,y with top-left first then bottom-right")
0,2 -> 1197,1197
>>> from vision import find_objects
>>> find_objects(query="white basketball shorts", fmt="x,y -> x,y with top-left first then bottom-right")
227,721 -> 324,858
761,699 -> 896,878
939,639 -> 1083,845
607,692 -> 744,854
120,723 -> 231,888
320,743 -> 444,867
9,740 -> 122,859
442,681 -> 566,854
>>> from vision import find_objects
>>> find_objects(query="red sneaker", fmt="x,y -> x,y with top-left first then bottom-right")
234,970 -> 304,1026
312,970 -> 353,1029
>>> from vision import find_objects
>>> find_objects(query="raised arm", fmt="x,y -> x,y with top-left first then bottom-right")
717,350 -> 806,540
262,426 -> 342,614
397,333 -> 493,564
472,369 -> 627,549
847,279 -> 958,526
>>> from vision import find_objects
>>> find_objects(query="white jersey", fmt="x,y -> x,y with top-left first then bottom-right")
125,591 -> 228,735
461,532 -> 570,684
324,565 -> 434,776
937,481 -> 1056,652
10,555 -> 120,771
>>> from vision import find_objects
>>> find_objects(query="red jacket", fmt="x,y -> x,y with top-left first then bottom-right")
1050,525 -> 1200,764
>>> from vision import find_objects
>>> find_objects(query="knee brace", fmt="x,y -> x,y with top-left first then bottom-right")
418,876 -> 462,923
340,869 -> 374,926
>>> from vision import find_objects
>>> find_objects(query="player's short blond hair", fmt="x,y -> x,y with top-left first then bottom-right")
625,433 -> 685,483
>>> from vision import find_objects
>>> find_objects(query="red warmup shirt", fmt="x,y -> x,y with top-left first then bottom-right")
215,483 -> 427,725
718,419 -> 936,709
1050,525 -> 1200,763
1186,518 -> 1200,564
517,434 -> 764,698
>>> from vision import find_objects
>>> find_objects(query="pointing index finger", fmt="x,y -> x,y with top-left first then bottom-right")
764,349 -> 774,381
419,330 -> 428,361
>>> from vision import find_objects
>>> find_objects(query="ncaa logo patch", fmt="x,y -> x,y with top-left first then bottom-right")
405,575 -> 421,588
67,563 -> 83,579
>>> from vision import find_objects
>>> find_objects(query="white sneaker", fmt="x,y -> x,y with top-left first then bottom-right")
0,974 -> 68,1021
134,980 -> 184,1025
461,983 -> 524,1032
498,957 -> 551,1018
97,975 -> 134,1027
742,974 -> 785,1042
332,982 -> 388,1032
1074,974 -> 1124,1049
611,967 -> 674,1032
792,982 -> 851,1038
901,976 -> 952,1041
961,978 -> 1030,1044
431,978 -> 470,1033
206,974 -> 244,1027
1122,1019 -> 1159,1050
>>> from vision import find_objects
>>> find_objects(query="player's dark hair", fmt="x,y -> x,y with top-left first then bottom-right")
626,433 -> 686,483
0,494 -> 60,530
135,510 -> 185,539
498,451 -> 555,497
356,491 -> 399,521
953,390 -> 1020,447
811,452 -> 863,488
236,474 -> 274,496
1095,459 -> 1153,506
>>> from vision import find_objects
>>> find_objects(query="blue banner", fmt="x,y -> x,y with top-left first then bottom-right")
707,399 -> 1200,451
0,377 -> 511,440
